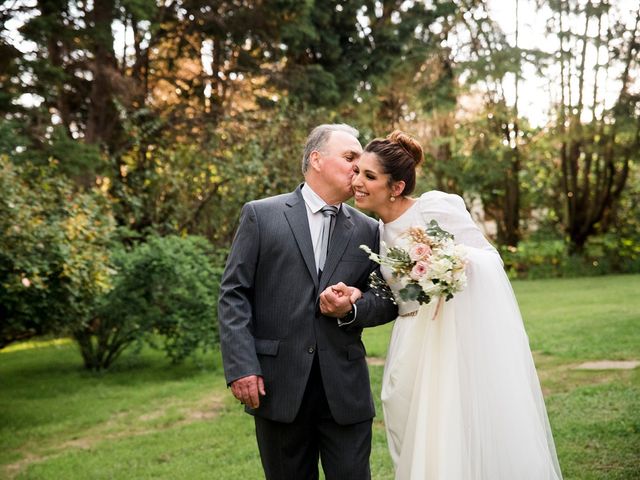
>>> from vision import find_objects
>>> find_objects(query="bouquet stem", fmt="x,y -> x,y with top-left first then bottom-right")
431,297 -> 444,321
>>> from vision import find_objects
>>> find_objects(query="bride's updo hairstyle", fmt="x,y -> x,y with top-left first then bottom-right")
364,130 -> 423,196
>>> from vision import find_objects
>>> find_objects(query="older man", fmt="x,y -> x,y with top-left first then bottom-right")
218,124 -> 397,479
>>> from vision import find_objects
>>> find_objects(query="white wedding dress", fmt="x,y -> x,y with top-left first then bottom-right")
380,191 -> 562,480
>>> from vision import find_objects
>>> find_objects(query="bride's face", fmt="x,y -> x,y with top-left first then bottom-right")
352,152 -> 393,212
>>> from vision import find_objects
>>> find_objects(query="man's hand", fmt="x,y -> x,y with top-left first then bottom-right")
230,375 -> 266,409
319,282 -> 362,317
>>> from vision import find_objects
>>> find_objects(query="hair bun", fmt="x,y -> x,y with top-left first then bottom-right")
387,130 -> 423,166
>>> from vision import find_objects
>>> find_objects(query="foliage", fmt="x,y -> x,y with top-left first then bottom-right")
443,108 -> 538,246
72,235 -> 222,370
501,235 -> 640,280
107,102 -> 323,246
1,0 -> 637,250
539,0 -> 640,253
0,119 -> 31,157
503,164 -> 640,279
0,156 -> 115,349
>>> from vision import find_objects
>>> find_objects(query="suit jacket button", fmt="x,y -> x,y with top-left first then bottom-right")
307,346 -> 315,354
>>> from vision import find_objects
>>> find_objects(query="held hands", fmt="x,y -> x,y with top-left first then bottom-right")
230,375 -> 265,409
319,282 -> 362,317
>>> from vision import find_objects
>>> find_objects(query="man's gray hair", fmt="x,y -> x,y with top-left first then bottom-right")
301,123 -> 359,174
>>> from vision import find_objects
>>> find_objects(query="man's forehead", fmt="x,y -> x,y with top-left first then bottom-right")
327,130 -> 363,153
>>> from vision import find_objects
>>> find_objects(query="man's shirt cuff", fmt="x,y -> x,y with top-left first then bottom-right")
337,303 -> 357,327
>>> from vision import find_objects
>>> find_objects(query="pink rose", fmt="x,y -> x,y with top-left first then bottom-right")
410,261 -> 429,280
409,243 -> 432,262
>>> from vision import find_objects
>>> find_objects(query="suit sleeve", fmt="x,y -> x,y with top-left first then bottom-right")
341,226 -> 398,329
218,203 -> 261,385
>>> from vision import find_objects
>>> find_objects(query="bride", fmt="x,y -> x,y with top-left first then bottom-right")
350,131 -> 562,479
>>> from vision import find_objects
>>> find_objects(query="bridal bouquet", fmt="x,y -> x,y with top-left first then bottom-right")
360,220 -> 468,307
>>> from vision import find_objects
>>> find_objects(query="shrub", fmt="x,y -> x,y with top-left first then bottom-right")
73,235 -> 222,370
501,234 -> 640,280
0,156 -> 115,349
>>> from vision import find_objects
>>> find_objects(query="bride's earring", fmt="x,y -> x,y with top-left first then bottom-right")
390,195 -> 396,202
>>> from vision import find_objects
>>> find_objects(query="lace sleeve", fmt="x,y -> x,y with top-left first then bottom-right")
418,191 -> 499,255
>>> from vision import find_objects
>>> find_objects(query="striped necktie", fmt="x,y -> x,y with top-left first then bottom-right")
318,205 -> 338,274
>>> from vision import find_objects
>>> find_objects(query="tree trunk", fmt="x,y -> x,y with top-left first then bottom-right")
85,0 -> 120,152
561,5 -> 640,253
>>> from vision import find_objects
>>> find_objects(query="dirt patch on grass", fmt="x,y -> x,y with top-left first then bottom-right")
535,356 -> 638,396
573,360 -> 639,370
3,393 -> 225,479
4,453 -> 44,479
135,395 -> 222,426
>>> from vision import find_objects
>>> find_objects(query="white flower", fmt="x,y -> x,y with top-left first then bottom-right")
439,240 -> 456,256
429,257 -> 451,278
454,244 -> 468,258
419,280 -> 442,295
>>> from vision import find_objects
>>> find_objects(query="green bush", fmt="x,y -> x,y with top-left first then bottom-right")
0,156 -> 115,349
501,234 -> 640,280
73,235 -> 222,370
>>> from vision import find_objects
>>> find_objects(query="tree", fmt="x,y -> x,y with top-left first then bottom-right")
351,0 -> 536,247
542,0 -> 640,252
447,0 -> 534,246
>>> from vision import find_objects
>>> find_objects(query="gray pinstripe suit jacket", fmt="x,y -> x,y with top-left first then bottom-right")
218,185 -> 398,425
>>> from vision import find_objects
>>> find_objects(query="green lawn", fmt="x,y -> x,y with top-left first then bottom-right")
1,274 -> 639,479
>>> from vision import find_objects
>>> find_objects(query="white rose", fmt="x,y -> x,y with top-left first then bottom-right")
419,279 -> 441,295
439,240 -> 456,256
429,257 -> 451,278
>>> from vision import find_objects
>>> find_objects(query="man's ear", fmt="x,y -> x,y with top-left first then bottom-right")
310,150 -> 322,172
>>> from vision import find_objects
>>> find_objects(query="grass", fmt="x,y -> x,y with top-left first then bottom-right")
1,274 -> 639,479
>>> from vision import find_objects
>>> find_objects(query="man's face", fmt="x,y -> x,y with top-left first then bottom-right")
315,131 -> 363,202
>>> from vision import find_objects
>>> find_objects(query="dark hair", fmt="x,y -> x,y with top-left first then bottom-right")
364,130 -> 423,195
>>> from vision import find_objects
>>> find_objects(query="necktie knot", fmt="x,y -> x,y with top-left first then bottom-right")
320,205 -> 338,217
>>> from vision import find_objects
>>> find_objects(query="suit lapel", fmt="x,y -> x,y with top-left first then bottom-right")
284,188 -> 319,288
319,206 -> 354,291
